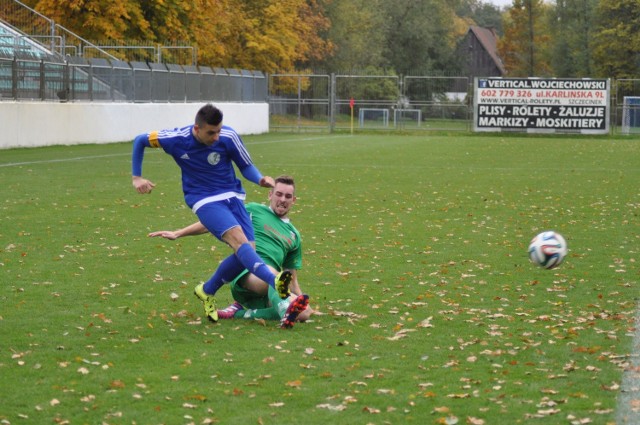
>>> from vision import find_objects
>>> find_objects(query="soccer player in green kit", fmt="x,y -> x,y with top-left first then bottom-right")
149,175 -> 312,328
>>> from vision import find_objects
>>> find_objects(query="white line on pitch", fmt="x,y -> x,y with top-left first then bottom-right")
616,302 -> 640,424
0,135 -> 344,168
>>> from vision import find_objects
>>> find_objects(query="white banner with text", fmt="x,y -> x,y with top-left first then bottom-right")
473,78 -> 610,134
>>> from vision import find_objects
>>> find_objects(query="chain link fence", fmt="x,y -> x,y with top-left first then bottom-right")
270,74 -> 640,134
269,73 -> 471,132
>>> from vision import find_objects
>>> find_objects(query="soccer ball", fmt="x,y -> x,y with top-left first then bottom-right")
528,231 -> 568,269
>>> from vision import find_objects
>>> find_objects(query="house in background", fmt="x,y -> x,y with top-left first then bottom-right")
459,25 -> 506,80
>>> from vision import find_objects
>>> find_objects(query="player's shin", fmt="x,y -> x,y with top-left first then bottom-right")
235,243 -> 276,287
203,254 -> 245,294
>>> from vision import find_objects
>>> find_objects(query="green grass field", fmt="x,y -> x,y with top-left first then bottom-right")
1,132 -> 639,424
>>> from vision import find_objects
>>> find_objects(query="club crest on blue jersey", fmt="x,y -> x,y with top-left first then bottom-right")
207,152 -> 221,165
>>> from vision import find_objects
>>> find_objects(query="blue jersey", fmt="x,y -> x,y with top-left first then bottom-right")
147,125 -> 254,209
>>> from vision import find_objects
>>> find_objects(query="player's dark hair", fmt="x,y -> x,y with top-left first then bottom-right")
196,104 -> 223,126
275,175 -> 295,189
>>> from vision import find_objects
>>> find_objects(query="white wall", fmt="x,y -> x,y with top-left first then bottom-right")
0,102 -> 269,149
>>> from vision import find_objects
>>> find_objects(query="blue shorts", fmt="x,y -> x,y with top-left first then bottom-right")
194,197 -> 255,242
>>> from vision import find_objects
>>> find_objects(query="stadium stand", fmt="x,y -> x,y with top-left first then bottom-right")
0,0 -> 266,102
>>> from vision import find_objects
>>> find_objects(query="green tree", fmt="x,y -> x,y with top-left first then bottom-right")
548,0 -> 597,77
456,0 -> 505,35
382,0 -> 459,75
322,0 -> 467,74
321,0 -> 388,72
592,0 -> 640,78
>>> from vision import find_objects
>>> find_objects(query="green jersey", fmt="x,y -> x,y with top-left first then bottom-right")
247,202 -> 302,271
229,202 -> 302,311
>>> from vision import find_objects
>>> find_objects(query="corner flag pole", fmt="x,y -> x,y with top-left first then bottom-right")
350,97 -> 355,135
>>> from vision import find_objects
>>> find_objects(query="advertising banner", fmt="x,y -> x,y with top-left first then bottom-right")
474,78 -> 610,134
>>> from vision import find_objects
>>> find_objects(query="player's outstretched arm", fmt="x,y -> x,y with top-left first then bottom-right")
132,176 -> 156,194
148,221 -> 208,240
240,164 -> 274,188
259,176 -> 275,188
131,134 -> 156,194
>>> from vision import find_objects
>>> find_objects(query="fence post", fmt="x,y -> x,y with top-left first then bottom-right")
50,19 -> 56,53
88,62 -> 94,101
62,60 -> 70,101
297,76 -> 301,125
132,67 -> 136,102
39,59 -> 45,100
330,73 -> 336,133
11,57 -> 18,100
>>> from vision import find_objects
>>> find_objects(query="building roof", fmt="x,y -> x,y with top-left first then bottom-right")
469,25 -> 506,76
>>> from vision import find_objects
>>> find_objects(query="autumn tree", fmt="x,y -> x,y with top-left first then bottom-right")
140,0 -> 195,43
218,0 -> 332,73
28,0 -> 331,72
186,0 -> 333,72
186,0 -> 237,66
498,0 -> 551,77
291,0 -> 334,70
32,0 -> 203,63
33,0 -> 154,41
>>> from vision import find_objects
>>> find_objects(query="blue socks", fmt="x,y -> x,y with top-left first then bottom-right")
235,243 -> 277,288
202,253 -> 245,294
202,243 -> 276,295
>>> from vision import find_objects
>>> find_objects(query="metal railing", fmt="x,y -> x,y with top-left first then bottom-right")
83,43 -> 197,65
0,0 -> 117,60
1,0 -> 197,64
0,0 -> 258,103
0,55 -> 267,102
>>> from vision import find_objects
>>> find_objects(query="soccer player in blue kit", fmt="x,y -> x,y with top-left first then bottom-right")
131,103 -> 291,322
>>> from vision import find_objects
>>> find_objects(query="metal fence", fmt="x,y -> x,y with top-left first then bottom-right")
0,55 -> 267,102
269,74 -> 640,134
4,56 -> 640,135
613,78 -> 640,134
269,73 -> 471,132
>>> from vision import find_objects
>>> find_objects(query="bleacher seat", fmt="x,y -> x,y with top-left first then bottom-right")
0,22 -> 50,60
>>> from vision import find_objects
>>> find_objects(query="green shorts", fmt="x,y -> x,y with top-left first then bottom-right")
230,270 -> 270,310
